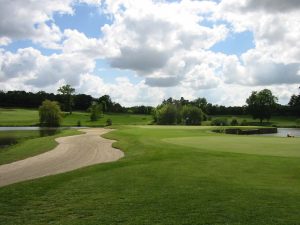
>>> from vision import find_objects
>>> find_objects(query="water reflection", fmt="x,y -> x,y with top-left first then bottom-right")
258,128 -> 300,137
0,128 -> 61,149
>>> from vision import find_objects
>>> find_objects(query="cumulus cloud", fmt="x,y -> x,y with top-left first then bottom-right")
0,48 -> 95,88
244,0 -> 300,13
0,0 -> 75,48
100,0 -> 228,82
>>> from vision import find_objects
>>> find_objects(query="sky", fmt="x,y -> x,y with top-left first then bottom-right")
0,0 -> 300,107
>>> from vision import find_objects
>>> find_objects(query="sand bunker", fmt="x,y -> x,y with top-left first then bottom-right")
0,128 -> 124,187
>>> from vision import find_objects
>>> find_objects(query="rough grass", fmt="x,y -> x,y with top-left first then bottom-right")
0,126 -> 300,225
0,108 -> 152,126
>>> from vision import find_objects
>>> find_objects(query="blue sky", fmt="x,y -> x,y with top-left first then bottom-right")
0,0 -> 299,106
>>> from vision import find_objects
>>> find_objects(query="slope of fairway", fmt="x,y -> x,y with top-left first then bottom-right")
0,126 -> 300,225
163,135 -> 300,157
0,108 -> 152,126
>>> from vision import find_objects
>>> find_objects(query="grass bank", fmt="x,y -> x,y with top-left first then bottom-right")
0,126 -> 300,224
0,129 -> 82,165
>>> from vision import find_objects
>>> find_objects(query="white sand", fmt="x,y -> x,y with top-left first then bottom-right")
0,128 -> 124,187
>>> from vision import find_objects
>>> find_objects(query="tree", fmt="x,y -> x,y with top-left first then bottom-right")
99,95 -> 113,112
288,87 -> 300,116
182,105 -> 203,125
57,84 -> 75,114
90,102 -> 103,121
39,100 -> 62,127
156,104 -> 178,125
246,89 -> 278,123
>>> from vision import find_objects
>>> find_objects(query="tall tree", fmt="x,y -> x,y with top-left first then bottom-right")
57,84 -> 75,114
288,86 -> 300,116
246,89 -> 278,123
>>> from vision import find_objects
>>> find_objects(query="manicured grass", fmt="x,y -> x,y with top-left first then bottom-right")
62,112 -> 152,126
0,108 -> 152,126
0,108 -> 39,126
0,126 -> 300,225
0,129 -> 82,165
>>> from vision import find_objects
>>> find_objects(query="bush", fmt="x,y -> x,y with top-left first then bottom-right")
106,118 -> 112,126
90,102 -> 103,121
211,118 -> 228,126
156,104 -> 178,125
182,105 -> 203,125
39,100 -> 62,127
230,118 -> 239,126
77,120 -> 81,127
240,119 -> 248,126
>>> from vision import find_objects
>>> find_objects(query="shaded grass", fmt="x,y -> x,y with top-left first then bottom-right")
0,126 -> 300,224
0,129 -> 82,165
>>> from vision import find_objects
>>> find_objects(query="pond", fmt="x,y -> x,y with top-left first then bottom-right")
258,128 -> 300,137
0,127 -> 83,149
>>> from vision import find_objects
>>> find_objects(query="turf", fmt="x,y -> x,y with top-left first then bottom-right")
0,129 -> 82,165
0,126 -> 300,225
0,108 -> 152,126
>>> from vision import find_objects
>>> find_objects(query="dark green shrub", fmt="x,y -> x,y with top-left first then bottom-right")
77,120 -> 81,127
211,118 -> 228,126
90,102 -> 103,121
240,119 -> 248,126
106,118 -> 112,126
230,118 -> 239,126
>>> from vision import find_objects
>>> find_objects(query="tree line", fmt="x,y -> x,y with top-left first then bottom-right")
0,89 -> 153,115
1,86 -> 299,120
152,88 -> 300,125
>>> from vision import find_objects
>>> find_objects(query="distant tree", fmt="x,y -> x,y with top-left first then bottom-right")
182,105 -> 203,125
192,97 -> 208,113
99,95 -> 113,112
74,94 -> 93,111
57,84 -> 75,114
39,100 -> 62,127
90,102 -> 103,121
288,87 -> 300,116
246,89 -> 278,124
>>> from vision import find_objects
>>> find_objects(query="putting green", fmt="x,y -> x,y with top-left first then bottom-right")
163,135 -> 300,157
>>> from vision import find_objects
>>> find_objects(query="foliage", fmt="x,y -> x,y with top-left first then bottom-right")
246,89 -> 278,123
156,104 -> 178,125
106,118 -> 112,126
182,105 -> 204,125
90,102 -> 103,121
211,118 -> 228,126
288,87 -> 300,116
240,119 -> 248,126
57,84 -> 75,114
230,118 -> 239,126
38,100 -> 62,127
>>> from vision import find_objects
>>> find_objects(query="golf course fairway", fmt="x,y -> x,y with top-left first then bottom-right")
0,126 -> 300,225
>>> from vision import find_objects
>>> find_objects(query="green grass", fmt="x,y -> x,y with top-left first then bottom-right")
0,129 -> 82,165
0,108 -> 39,126
0,108 -> 152,126
0,126 -> 300,225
